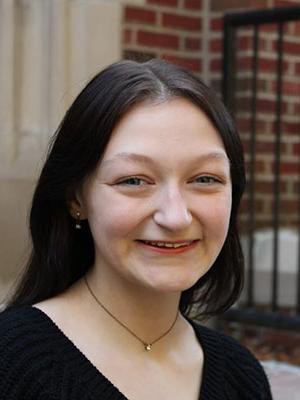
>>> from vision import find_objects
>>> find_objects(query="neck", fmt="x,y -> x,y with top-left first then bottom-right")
82,267 -> 183,350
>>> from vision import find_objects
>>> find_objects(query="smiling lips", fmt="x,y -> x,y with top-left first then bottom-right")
137,239 -> 199,254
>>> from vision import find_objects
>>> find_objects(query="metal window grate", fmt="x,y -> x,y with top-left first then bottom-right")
222,7 -> 300,331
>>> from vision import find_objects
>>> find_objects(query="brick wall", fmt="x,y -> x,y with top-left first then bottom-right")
230,16 -> 300,229
122,0 -> 300,230
123,0 -> 203,73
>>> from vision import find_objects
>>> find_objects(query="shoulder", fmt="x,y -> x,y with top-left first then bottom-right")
0,305 -> 54,345
0,305 -> 65,360
191,321 -> 273,399
0,306 -> 60,399
191,321 -> 263,370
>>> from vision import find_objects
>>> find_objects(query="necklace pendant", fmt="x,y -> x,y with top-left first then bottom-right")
145,343 -> 152,351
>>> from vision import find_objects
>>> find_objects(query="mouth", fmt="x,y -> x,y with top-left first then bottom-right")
136,239 -> 199,254
137,239 -> 197,248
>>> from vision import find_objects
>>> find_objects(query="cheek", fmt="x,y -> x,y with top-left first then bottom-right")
202,193 -> 232,236
85,191 -> 146,242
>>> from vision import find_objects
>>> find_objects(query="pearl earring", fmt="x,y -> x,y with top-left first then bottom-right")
75,211 -> 82,229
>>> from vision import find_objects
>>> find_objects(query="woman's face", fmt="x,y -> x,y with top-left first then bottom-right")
79,98 -> 232,293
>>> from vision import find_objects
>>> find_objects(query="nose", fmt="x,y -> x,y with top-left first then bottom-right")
153,185 -> 192,231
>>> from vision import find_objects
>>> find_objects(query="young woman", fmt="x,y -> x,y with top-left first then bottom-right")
0,59 -> 272,399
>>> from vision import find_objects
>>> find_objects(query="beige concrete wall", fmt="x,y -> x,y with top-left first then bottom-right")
0,0 -> 123,301
0,180 -> 34,298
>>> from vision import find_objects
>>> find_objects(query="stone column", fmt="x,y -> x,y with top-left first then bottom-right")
0,0 -> 15,163
0,0 -> 123,301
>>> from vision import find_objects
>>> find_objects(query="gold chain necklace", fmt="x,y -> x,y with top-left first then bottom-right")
84,276 -> 179,351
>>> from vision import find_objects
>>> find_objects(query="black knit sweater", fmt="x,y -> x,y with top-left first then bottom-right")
0,306 -> 272,399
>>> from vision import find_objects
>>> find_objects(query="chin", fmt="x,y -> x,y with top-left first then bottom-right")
143,274 -> 201,293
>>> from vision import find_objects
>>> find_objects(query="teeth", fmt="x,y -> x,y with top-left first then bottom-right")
143,240 -> 192,248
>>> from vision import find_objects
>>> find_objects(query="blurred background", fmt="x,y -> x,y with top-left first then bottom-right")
1,0 -> 300,397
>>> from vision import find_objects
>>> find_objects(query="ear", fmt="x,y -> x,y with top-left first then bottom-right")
68,195 -> 87,220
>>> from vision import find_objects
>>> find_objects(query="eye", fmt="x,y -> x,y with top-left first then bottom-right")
116,177 -> 149,186
194,175 -> 221,184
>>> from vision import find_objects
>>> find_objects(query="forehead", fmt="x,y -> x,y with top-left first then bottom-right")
101,98 -> 227,165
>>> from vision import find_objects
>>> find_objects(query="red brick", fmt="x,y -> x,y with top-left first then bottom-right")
254,200 -> 265,213
237,36 -> 267,51
237,96 -> 251,112
262,22 -> 290,33
251,0 -> 269,8
210,58 -> 222,72
256,141 -> 276,153
280,162 -> 299,174
237,56 -> 288,73
147,0 -> 178,6
274,0 -> 300,6
162,13 -> 201,31
253,57 -> 277,72
271,81 -> 300,96
210,38 -> 222,52
255,160 -> 269,174
260,23 -> 277,33
292,181 -> 300,194
257,119 -> 271,132
236,78 -> 268,92
259,38 -> 268,51
258,141 -> 288,154
256,99 -> 276,113
292,21 -> 300,35
210,17 -> 223,31
280,199 -> 299,212
272,39 -> 300,53
211,0 -> 268,11
162,54 -> 201,72
292,143 -> 300,155
238,98 -> 287,116
239,198 -> 265,213
236,118 -> 251,132
293,102 -> 300,114
282,121 -> 300,135
185,37 -> 201,50
237,56 -> 252,70
283,41 -> 300,54
254,181 -> 287,194
286,22 -> 296,35
123,28 -> 132,45
236,78 -> 252,91
125,7 -> 156,25
137,31 -> 179,49
296,63 -> 300,75
184,0 -> 202,9
237,36 -> 252,50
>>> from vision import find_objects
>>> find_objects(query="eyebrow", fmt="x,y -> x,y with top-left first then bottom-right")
101,151 -> 230,168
